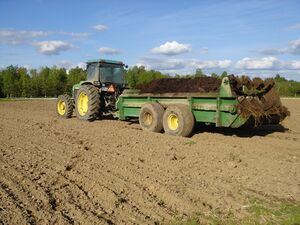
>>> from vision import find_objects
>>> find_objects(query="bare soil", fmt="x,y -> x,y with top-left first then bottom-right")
0,99 -> 299,225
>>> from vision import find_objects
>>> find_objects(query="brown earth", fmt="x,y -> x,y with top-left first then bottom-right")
0,99 -> 299,225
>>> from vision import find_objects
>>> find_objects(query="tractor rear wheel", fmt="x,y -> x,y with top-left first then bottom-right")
75,85 -> 100,121
139,102 -> 164,133
163,104 -> 195,137
56,94 -> 74,118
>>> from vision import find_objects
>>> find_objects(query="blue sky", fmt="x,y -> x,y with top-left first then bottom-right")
0,0 -> 300,80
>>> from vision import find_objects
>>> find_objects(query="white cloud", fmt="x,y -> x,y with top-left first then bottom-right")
76,62 -> 86,70
55,60 -> 73,68
57,31 -> 90,39
199,47 -> 209,54
138,57 -> 232,71
289,38 -> 300,54
91,24 -> 108,32
288,61 -> 300,69
287,23 -> 300,30
137,57 -> 300,77
234,57 -> 300,70
55,60 -> 86,70
259,48 -> 286,55
139,57 -> 186,70
189,59 -> 232,69
0,29 -> 49,45
33,41 -> 73,55
235,57 -> 280,70
0,29 -> 90,45
259,38 -> 300,55
152,41 -> 191,56
98,47 -> 120,55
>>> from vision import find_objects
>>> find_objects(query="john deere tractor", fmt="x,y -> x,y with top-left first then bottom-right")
56,59 -> 127,120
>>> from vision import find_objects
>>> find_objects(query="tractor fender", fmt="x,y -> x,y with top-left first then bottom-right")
72,81 -> 94,99
79,81 -> 94,86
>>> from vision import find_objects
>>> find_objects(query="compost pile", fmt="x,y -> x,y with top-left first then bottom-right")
137,77 -> 221,93
228,75 -> 290,125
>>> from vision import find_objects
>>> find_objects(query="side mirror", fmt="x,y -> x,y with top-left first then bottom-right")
125,65 -> 128,68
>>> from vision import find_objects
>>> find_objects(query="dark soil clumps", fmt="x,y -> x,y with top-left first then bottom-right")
137,77 -> 221,93
228,75 -> 276,97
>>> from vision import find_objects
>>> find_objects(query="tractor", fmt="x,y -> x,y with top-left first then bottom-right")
56,59 -> 127,120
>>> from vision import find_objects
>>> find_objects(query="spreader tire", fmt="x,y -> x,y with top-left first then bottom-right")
139,102 -> 164,133
163,104 -> 195,137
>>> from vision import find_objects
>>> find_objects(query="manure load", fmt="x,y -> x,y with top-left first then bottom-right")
138,77 -> 221,93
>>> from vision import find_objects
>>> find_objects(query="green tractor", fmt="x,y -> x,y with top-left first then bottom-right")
56,59 -> 127,120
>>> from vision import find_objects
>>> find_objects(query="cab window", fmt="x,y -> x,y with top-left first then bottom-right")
86,63 -> 99,81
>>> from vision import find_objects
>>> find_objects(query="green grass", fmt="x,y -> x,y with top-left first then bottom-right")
0,98 -> 11,101
229,152 -> 242,163
0,98 -> 54,102
246,199 -> 300,225
171,199 -> 300,225
0,98 -> 28,102
184,140 -> 197,146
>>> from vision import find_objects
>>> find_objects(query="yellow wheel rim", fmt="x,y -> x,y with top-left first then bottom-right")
143,112 -> 153,126
168,113 -> 179,130
77,92 -> 88,116
57,100 -> 66,115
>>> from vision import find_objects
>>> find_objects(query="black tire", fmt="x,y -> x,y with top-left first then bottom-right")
56,94 -> 74,118
139,102 -> 164,133
163,104 -> 195,137
75,85 -> 100,121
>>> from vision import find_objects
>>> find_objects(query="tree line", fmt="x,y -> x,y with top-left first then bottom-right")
0,65 -> 299,98
0,65 -> 86,98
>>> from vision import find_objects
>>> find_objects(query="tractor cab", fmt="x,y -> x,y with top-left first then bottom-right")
86,59 -> 126,87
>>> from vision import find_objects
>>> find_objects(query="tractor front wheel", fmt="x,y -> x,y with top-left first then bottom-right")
75,85 -> 100,121
56,94 -> 74,118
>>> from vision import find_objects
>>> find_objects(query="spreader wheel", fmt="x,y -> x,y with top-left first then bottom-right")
163,104 -> 195,137
139,102 -> 164,133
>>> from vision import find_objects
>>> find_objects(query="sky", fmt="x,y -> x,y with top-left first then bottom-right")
0,0 -> 300,80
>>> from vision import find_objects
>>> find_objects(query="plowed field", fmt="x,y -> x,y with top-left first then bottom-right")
0,99 -> 299,224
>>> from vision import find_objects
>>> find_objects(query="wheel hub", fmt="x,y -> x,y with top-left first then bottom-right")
143,112 -> 153,126
57,100 -> 66,115
168,113 -> 179,130
77,92 -> 89,116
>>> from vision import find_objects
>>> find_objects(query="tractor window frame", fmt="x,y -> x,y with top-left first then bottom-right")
86,63 -> 99,81
99,63 -> 124,84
